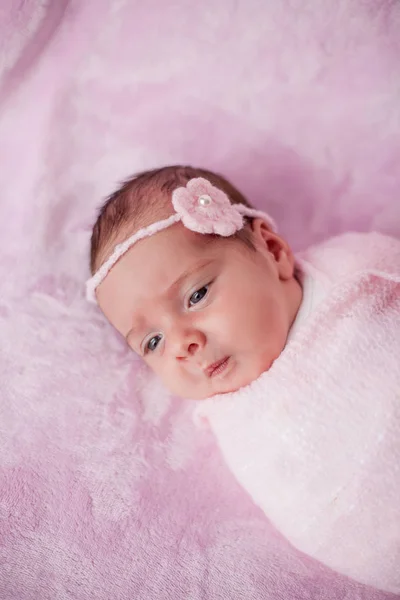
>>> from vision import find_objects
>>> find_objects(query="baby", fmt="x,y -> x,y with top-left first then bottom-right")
88,166 -> 302,399
87,165 -> 400,594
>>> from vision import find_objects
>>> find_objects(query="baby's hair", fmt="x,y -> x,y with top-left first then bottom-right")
90,165 -> 255,274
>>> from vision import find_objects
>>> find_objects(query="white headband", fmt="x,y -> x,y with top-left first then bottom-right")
86,177 -> 276,303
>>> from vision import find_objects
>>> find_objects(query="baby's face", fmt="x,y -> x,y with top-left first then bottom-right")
96,220 -> 300,399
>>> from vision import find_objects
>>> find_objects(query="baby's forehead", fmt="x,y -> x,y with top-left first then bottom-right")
97,225 -> 222,327
121,225 -> 219,280
99,201 -> 174,268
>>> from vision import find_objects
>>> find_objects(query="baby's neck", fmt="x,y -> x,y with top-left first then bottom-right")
286,274 -> 303,332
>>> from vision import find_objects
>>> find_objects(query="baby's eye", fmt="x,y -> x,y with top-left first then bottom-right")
146,334 -> 162,353
189,285 -> 209,307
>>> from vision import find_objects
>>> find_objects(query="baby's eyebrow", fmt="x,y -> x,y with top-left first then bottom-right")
125,258 -> 215,343
124,316 -> 145,345
125,326 -> 138,344
167,258 -> 215,294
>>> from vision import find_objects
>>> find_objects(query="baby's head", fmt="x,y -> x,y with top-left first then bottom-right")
88,166 -> 301,400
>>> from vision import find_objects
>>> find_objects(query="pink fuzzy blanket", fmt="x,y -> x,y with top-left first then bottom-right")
1,2 -> 400,599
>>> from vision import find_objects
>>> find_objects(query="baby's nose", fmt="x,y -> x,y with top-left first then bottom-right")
175,329 -> 206,360
187,342 -> 199,356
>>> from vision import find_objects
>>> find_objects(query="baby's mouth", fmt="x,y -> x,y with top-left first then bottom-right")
204,356 -> 230,378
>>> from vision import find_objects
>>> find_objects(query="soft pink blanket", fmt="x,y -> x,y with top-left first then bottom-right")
197,232 -> 400,594
1,2 -> 400,599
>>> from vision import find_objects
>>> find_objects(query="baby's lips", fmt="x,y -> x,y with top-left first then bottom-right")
204,356 -> 230,377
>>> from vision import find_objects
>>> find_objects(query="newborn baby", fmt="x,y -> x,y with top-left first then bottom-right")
87,165 -> 400,594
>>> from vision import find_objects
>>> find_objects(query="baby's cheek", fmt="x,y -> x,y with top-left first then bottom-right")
158,362 -> 197,399
259,301 -> 288,350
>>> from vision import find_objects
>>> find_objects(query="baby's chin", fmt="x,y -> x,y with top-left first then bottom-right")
165,378 -> 236,401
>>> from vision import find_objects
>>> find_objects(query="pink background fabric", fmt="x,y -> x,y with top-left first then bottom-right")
0,1 -> 399,599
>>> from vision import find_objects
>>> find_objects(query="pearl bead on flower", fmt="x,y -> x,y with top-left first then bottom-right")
198,194 -> 212,207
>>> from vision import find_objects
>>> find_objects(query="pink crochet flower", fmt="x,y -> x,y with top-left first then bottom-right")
172,177 -> 244,236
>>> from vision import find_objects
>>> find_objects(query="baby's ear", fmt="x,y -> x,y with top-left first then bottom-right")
251,218 -> 295,281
